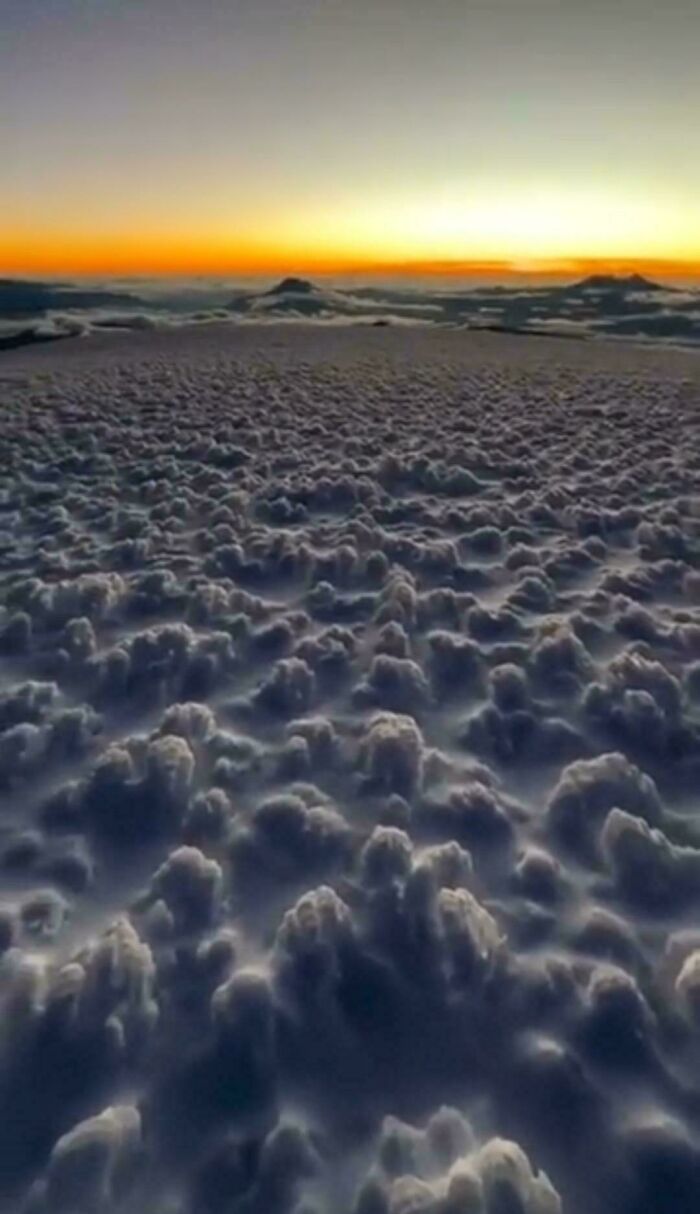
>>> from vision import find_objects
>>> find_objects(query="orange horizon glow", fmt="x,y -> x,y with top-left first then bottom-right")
2,237 -> 700,283
5,3 -> 699,290
5,181 -> 700,282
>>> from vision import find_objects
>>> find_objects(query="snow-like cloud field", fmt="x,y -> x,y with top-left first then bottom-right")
1,324 -> 700,1214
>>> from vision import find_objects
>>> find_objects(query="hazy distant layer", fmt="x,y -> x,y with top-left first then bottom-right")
2,273 -> 700,352
2,325 -> 700,1214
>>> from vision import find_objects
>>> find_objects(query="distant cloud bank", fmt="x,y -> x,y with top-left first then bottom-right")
2,272 -> 700,351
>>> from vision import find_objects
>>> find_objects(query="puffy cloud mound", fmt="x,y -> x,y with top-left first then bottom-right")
529,623 -> 595,690
183,786 -> 234,846
491,664 -> 531,712
616,1115 -> 700,1214
547,752 -> 662,858
430,885 -> 504,990
354,654 -> 431,713
513,847 -> 563,904
460,658 -> 586,765
0,681 -> 58,730
461,699 -> 585,765
255,657 -> 317,716
144,845 -> 223,931
273,884 -> 355,1001
211,969 -> 277,1099
577,964 -> 655,1067
285,716 -> 339,769
0,688 -> 102,783
78,733 -> 196,842
354,1107 -> 561,1214
360,826 -> 414,887
420,781 -> 515,845
357,841 -> 504,1004
295,624 -> 357,682
601,808 -> 700,909
8,572 -> 126,631
230,791 -> 352,889
66,917 -> 159,1056
201,1119 -> 319,1214
584,649 -> 690,755
157,700 -> 218,744
28,1105 -> 141,1213
0,920 -> 155,1199
427,631 -> 484,700
92,623 -> 235,705
359,712 -> 426,798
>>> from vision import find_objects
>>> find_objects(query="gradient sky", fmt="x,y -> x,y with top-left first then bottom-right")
3,0 -> 699,276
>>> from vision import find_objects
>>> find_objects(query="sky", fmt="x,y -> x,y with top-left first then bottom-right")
3,0 -> 700,278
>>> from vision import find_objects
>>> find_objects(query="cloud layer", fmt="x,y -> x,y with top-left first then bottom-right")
2,273 -> 700,351
1,324 -> 700,1212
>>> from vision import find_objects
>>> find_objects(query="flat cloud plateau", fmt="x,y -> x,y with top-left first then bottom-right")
2,324 -> 700,1213
2,274 -> 700,352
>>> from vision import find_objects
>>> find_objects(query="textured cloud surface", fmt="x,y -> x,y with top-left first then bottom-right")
1,324 -> 700,1212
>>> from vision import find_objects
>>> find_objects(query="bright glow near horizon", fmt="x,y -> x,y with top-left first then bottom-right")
291,185 -> 693,262
3,0 -> 699,277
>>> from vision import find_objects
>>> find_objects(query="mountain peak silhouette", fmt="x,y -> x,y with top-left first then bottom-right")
571,273 -> 665,293
265,277 -> 318,296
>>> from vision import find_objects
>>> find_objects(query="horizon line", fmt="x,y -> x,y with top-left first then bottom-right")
3,255 -> 700,282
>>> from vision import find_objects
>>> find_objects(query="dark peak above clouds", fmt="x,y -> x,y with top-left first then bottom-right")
228,277 -> 336,317
265,277 -> 319,296
566,273 -> 668,294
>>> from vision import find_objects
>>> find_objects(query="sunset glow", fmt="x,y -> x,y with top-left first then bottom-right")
3,0 -> 700,280
2,216 -> 700,281
3,179 -> 700,279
